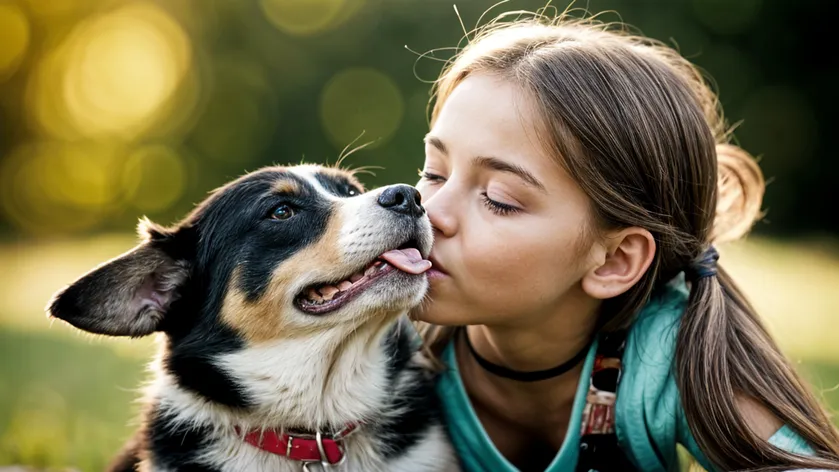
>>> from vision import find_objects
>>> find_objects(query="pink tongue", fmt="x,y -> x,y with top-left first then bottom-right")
379,248 -> 432,275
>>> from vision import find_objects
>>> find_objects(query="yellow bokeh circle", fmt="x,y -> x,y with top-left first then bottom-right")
320,68 -> 404,150
0,142 -> 124,235
259,0 -> 353,36
0,2 -> 30,80
51,2 -> 191,139
25,47 -> 77,140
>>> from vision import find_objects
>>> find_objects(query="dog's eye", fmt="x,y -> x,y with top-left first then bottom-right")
347,189 -> 358,197
271,205 -> 295,220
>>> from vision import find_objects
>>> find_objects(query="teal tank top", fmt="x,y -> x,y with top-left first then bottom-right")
436,276 -> 815,471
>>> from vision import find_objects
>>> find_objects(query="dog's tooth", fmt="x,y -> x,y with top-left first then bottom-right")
364,265 -> 376,276
320,285 -> 339,300
378,262 -> 389,271
308,288 -> 322,301
350,273 -> 363,283
337,281 -> 353,291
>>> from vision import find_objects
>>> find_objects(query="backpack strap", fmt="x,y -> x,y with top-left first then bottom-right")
575,330 -> 638,472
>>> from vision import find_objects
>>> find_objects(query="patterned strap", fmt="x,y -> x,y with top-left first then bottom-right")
575,331 -> 638,472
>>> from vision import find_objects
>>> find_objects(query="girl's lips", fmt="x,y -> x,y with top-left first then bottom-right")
427,255 -> 449,280
426,268 -> 447,281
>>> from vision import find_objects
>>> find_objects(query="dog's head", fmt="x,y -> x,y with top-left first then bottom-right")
47,165 -> 432,405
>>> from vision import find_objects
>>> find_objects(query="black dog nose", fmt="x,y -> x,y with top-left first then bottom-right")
377,184 -> 424,217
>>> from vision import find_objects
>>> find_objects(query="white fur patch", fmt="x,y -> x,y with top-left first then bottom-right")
216,323 -> 392,429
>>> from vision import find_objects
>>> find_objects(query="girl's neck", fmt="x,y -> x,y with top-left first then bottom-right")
460,290 -> 599,399
466,289 -> 599,373
455,292 -> 601,455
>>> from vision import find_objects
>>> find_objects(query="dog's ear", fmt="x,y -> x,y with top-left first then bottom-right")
47,218 -> 195,337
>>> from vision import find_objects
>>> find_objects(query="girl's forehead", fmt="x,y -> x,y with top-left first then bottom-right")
433,76 -> 542,151
431,74 -> 569,183
436,74 -> 538,127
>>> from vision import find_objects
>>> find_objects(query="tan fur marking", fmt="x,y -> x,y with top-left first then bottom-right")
272,178 -> 301,195
220,208 -> 346,343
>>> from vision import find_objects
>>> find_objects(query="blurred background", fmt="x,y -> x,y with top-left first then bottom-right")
0,0 -> 837,470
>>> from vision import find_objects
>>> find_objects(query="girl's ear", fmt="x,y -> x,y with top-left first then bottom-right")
46,219 -> 195,337
582,227 -> 655,300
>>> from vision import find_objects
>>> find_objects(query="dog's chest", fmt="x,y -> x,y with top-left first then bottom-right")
217,336 -> 393,427
144,323 -> 460,471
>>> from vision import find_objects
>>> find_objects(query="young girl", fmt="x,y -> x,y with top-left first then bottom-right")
411,10 -> 839,472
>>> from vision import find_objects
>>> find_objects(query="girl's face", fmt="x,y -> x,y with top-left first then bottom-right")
413,74 -> 600,328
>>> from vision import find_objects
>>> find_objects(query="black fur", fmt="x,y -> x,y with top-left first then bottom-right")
146,406 -> 220,472
381,319 -> 444,459
314,172 -> 363,198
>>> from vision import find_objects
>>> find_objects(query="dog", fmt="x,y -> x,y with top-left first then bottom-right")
47,165 -> 459,471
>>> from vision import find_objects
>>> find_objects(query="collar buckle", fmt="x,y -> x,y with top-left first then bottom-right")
300,431 -> 347,471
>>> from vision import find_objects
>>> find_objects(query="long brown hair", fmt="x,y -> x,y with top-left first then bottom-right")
418,10 -> 839,471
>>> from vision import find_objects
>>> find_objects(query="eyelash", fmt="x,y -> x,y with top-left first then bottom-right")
480,193 -> 520,215
419,171 -> 521,216
419,170 -> 444,182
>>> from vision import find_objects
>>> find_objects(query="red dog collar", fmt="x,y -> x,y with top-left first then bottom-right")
236,424 -> 358,466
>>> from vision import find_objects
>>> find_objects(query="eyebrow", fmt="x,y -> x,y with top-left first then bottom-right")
424,135 -> 547,193
272,177 -> 301,195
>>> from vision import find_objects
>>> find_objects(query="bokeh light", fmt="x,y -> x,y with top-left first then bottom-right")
320,68 -> 404,149
259,0 -> 364,36
0,141 -> 125,235
64,2 -> 191,139
121,145 -> 187,213
0,2 -> 30,82
20,0 -> 82,19
26,2 -> 192,141
25,46 -> 77,140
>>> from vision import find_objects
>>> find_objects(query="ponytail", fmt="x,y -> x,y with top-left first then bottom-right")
676,256 -> 839,471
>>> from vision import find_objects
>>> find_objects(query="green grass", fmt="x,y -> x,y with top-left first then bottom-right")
1,234 -> 838,470
0,327 -> 153,471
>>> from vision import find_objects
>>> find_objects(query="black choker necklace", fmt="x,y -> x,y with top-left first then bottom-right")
461,328 -> 592,382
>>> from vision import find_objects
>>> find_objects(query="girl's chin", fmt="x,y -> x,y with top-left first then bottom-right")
409,304 -> 475,327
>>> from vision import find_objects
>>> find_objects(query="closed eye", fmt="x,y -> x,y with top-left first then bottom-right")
481,193 -> 520,215
418,170 -> 445,183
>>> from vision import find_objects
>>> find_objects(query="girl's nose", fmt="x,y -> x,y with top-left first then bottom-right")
420,184 -> 458,238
